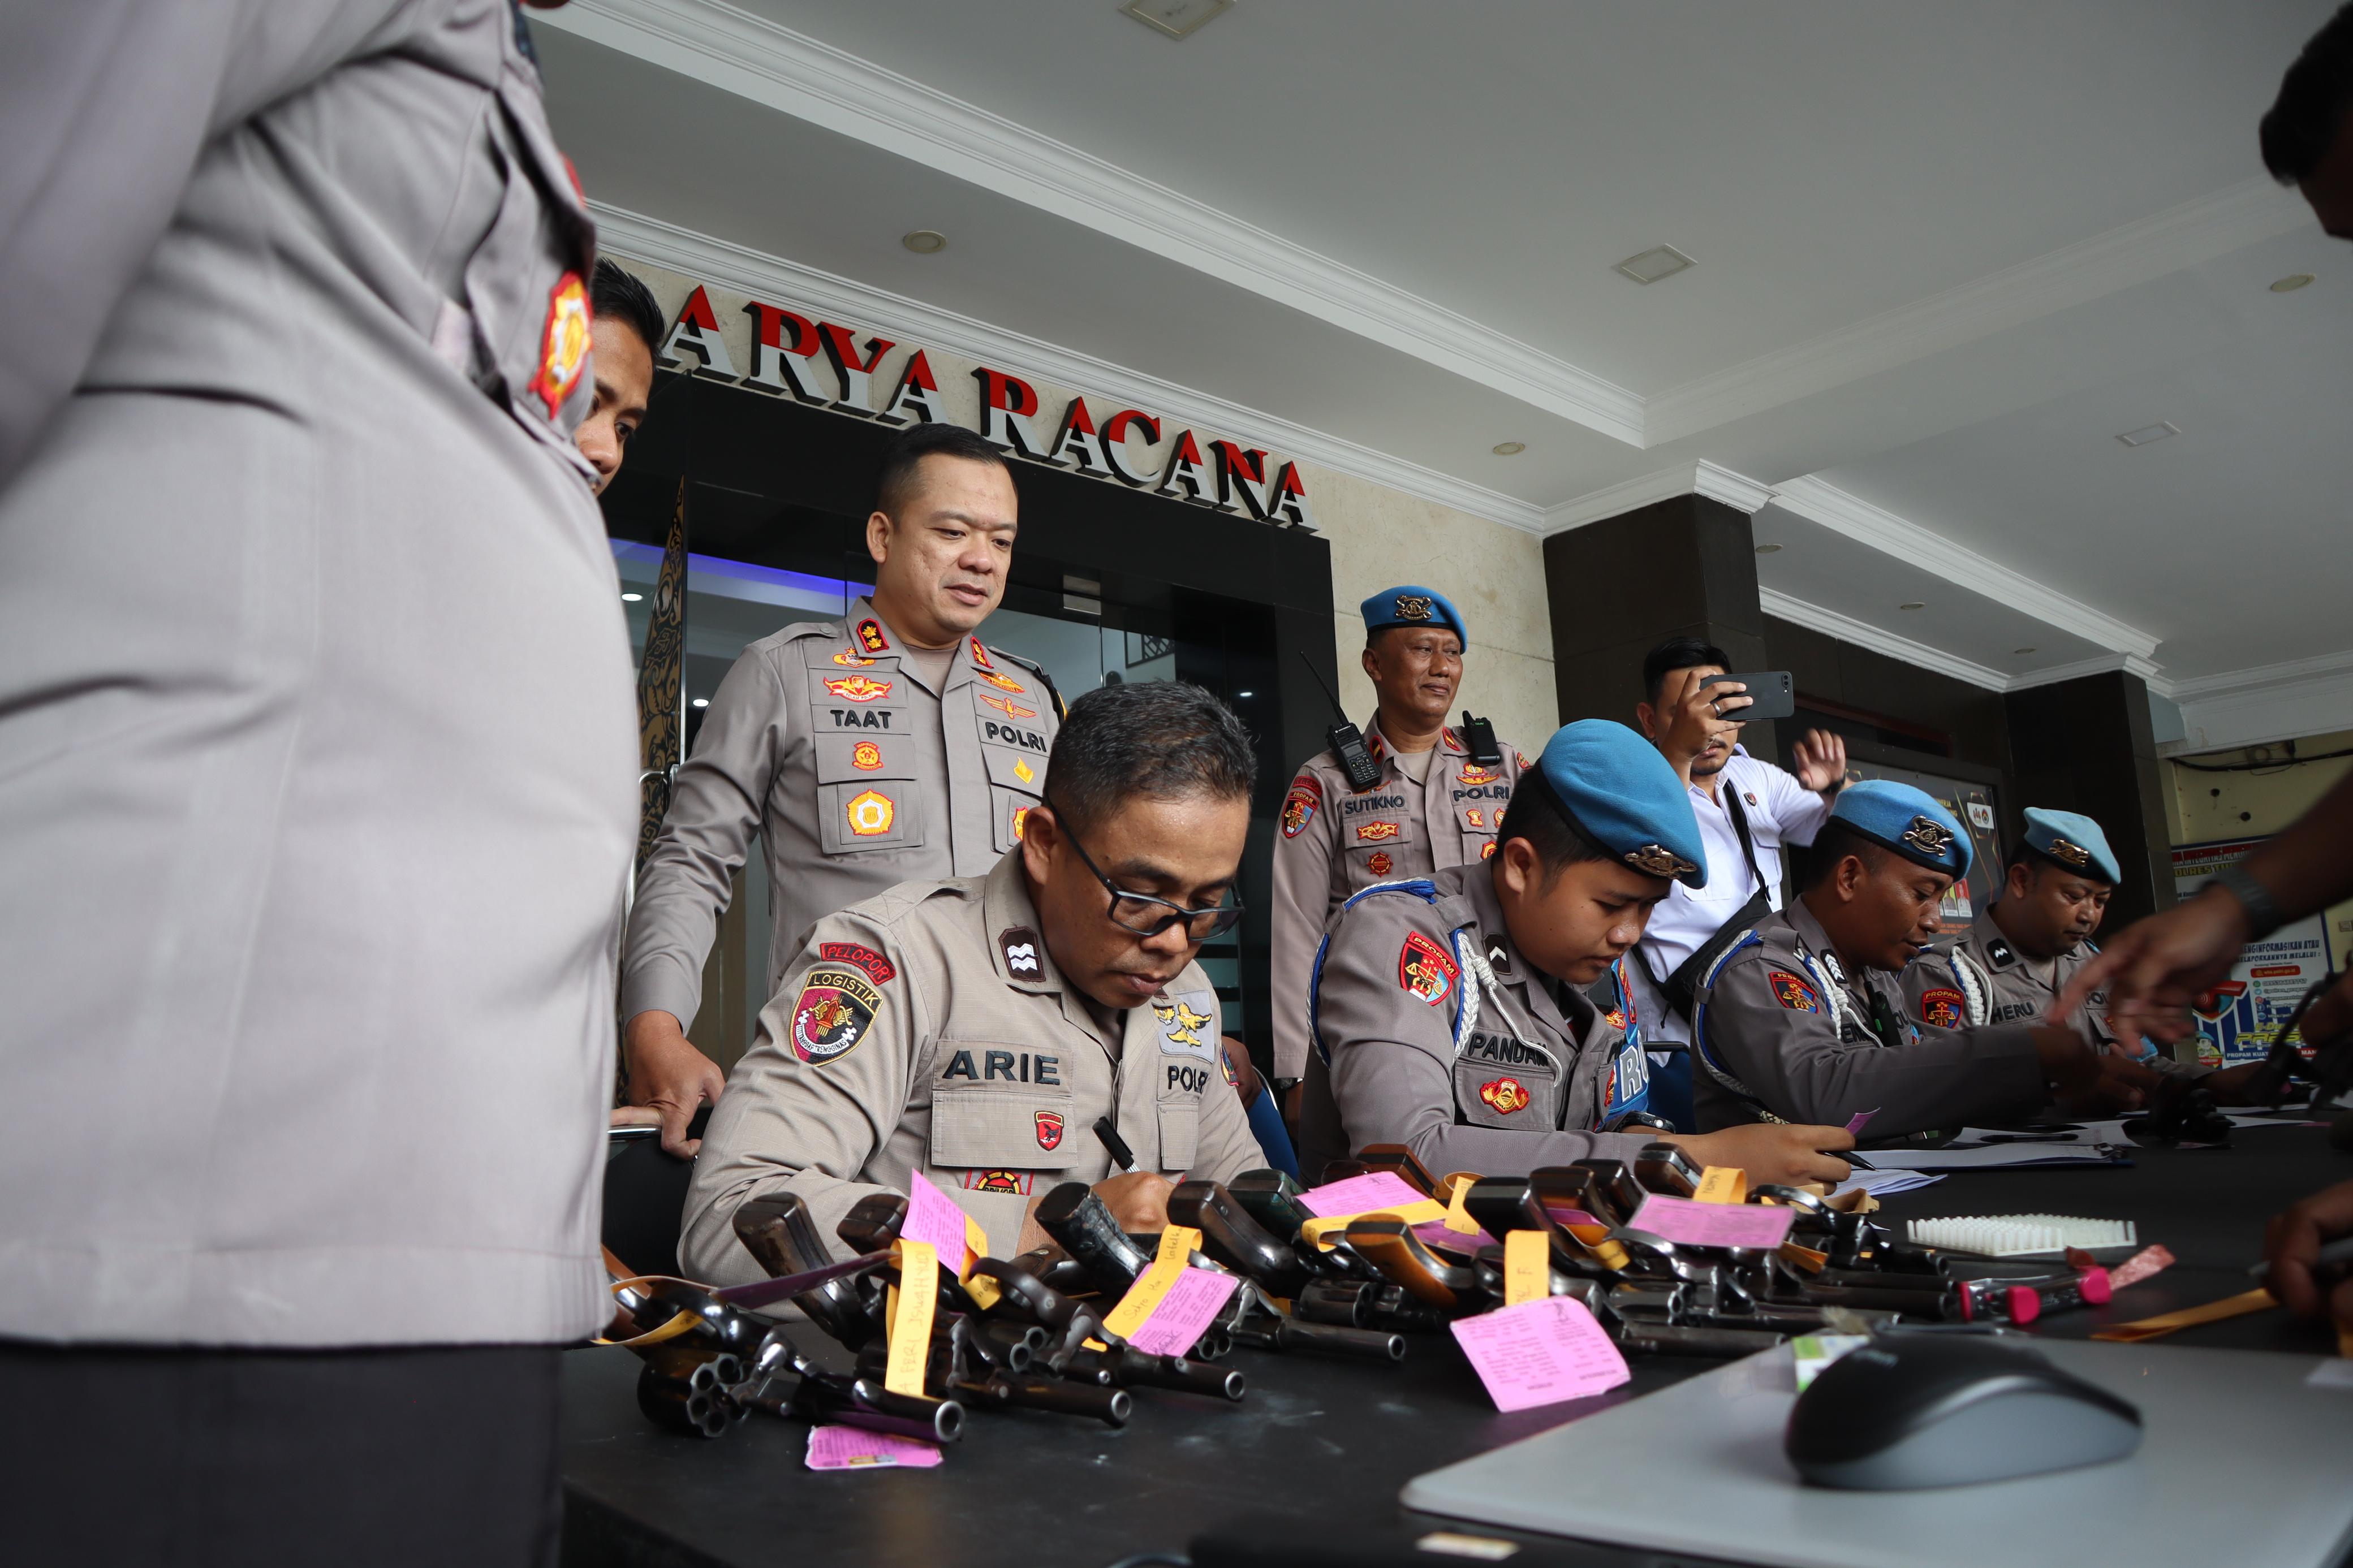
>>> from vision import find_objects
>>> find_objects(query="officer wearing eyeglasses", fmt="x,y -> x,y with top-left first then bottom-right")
680,682 -> 1268,1280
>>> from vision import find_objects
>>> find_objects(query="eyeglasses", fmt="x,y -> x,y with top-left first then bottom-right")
1043,799 -> 1244,940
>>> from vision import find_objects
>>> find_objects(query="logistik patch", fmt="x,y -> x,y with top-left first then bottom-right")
1768,969 -> 1822,1013
791,967 -> 881,1064
1398,931 -> 1458,1007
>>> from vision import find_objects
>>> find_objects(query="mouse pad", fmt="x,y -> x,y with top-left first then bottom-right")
1403,1339 -> 2353,1568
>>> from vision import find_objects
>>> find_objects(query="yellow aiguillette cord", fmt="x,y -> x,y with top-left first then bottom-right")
2089,1288 -> 2276,1344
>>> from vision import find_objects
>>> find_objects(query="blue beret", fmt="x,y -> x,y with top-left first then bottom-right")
1829,780 -> 1971,879
1361,585 -> 1467,649
2023,807 -> 2119,885
1529,719 -> 1706,888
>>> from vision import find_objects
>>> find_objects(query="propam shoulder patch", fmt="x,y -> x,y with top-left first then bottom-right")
1918,986 -> 1963,1029
791,966 -> 882,1064
1766,969 -> 1821,1014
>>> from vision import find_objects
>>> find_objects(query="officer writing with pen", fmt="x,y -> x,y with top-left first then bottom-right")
1270,586 -> 1529,1098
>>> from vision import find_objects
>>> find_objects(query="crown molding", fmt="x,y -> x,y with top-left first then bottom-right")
1645,177 -> 2312,445
2167,650 -> 2353,755
1768,477 -> 2161,663
2004,651 -> 2166,693
1759,587 -> 2012,692
540,0 -> 1646,446
1541,459 -> 1774,533
592,201 -> 1550,533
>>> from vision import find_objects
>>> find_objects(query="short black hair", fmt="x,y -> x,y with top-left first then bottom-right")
2262,3 -> 2353,183
875,422 -> 1013,520
1044,681 -> 1256,835
590,258 -> 665,361
1801,820 -> 1895,891
1494,775 -> 1611,885
1642,637 -> 1731,705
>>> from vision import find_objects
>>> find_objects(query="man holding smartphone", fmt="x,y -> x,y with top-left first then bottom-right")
1628,638 -> 1851,1126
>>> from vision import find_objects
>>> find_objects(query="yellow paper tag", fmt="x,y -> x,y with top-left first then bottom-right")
1101,1224 -> 1205,1341
1503,1228 -> 1549,1306
885,1239 -> 938,1397
2089,1288 -> 2275,1344
1299,1199 -> 1449,1250
1445,1176 -> 1481,1235
1695,1166 -> 1747,1204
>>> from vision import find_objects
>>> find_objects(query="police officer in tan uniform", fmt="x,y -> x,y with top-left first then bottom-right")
683,683 -> 1266,1279
1270,586 -> 1526,1088
624,424 -> 1062,1152
1299,721 -> 1854,1186
1692,785 -> 2158,1138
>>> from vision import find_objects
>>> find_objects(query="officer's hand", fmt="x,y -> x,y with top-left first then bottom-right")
2200,1060 -> 2269,1106
2264,1181 -> 2353,1338
2055,887 -> 2248,1047
1093,1172 -> 1178,1234
1219,1034 -> 1265,1108
623,1010 -> 727,1158
2031,1026 -> 2153,1113
1665,1124 -> 1853,1188
1789,728 -> 1848,793
1657,668 -> 1748,772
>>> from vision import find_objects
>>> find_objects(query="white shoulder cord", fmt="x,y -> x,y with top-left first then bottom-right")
1803,947 -> 1854,1041
1949,949 -> 1990,1026
1449,930 -> 1565,1078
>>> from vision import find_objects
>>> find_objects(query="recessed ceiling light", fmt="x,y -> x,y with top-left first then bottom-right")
1121,0 -> 1231,39
1492,440 -> 1525,456
2117,422 -> 2178,447
1753,543 -> 1781,554
620,591 -> 643,602
1614,245 -> 1696,285
902,230 -> 947,254
2271,273 -> 2316,292
691,697 -> 710,709
1898,601 -> 1926,611
2014,647 -> 2036,656
1237,690 -> 1254,698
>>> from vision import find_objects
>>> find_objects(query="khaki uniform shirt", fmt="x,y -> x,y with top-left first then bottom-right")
623,599 -> 1059,1030
1296,863 -> 1653,1183
1269,721 -> 1525,1082
1904,908 -> 2204,1079
1692,902 -> 2045,1138
0,1 -> 634,1346
681,851 -> 1265,1284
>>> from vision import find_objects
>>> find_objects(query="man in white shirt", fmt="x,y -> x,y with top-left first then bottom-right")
1628,638 -> 1850,1127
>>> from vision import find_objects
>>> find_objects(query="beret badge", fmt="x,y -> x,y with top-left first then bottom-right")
1624,843 -> 1697,879
2045,836 -> 2091,870
1393,594 -> 1434,621
1901,816 -> 1956,860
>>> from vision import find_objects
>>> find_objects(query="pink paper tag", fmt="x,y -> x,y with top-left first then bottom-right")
1845,1109 -> 1877,1135
1542,1206 -> 1600,1229
805,1425 -> 944,1470
1296,1171 -> 1428,1218
1449,1297 -> 1630,1413
1123,1268 -> 1242,1357
1414,1220 -> 1497,1255
2106,1243 -> 2175,1289
899,1172 -> 971,1260
1628,1193 -> 1794,1250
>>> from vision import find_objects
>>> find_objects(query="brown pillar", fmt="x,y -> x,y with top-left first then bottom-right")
1542,494 -> 1774,750
2003,671 -> 2173,926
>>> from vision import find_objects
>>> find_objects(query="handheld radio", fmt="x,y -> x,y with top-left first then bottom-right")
1458,711 -> 1503,766
1295,651 -> 1383,791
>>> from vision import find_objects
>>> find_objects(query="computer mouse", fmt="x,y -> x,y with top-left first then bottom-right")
1784,1333 -> 2142,1489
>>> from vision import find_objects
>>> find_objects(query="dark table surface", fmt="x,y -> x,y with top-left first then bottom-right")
559,1117 -> 2351,1568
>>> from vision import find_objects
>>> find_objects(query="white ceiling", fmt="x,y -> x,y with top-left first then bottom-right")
533,0 -> 2350,717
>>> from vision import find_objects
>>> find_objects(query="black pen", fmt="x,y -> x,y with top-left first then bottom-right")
1093,1116 -> 1136,1172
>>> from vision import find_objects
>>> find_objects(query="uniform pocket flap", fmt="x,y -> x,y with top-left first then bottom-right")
1156,1098 -> 1199,1170
929,1081 -> 1079,1171
1337,792 -> 1418,848
981,744 -> 1047,793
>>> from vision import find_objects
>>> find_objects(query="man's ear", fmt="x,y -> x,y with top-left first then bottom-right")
2006,861 -> 2033,902
1634,699 -> 1660,740
865,509 -> 892,567
1359,643 -> 1381,683
1019,804 -> 1061,885
1492,836 -> 1541,901
1830,853 -> 1868,905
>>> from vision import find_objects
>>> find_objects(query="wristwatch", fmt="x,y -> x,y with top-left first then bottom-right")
2209,862 -> 2284,943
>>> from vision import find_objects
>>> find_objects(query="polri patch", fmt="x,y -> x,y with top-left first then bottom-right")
1398,930 -> 1459,1007
1768,970 -> 1822,1014
1918,987 -> 1964,1029
791,967 -> 881,1064
819,941 -> 897,987
999,927 -> 1043,979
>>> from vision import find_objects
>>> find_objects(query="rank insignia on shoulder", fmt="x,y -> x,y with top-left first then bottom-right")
826,675 -> 892,702
1035,1111 -> 1063,1151
1442,726 -> 1462,752
968,636 -> 993,669
1985,937 -> 2016,967
845,789 -> 895,837
832,650 -> 877,667
962,1169 -> 1032,1196
1485,936 -> 1510,973
818,941 -> 897,987
1356,820 -> 1401,843
999,927 -> 1042,979
852,741 -> 883,771
1767,969 -> 1822,1013
1479,1077 -> 1529,1115
856,618 -> 890,654
1919,986 -> 1963,1029
980,692 -> 1038,720
1281,777 -> 1321,839
791,967 -> 881,1064
1367,851 -> 1393,876
1398,930 -> 1459,1007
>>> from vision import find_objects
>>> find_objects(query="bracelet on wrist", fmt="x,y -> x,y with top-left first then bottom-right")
2209,862 -> 2285,943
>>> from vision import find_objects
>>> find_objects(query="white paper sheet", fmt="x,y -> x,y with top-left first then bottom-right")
1855,1143 -> 2120,1171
